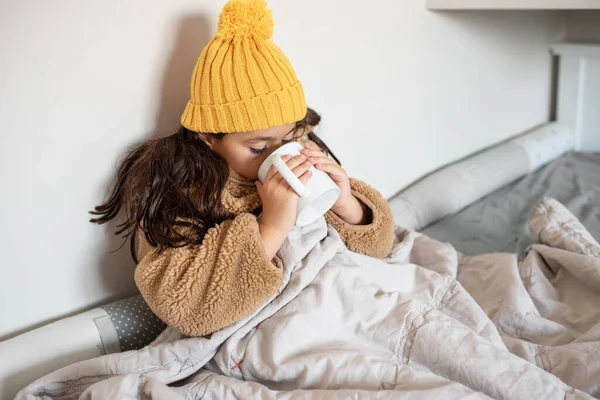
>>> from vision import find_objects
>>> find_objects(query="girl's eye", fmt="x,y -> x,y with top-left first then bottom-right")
250,146 -> 267,154
250,139 -> 292,155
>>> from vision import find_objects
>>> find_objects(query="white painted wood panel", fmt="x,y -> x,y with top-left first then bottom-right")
553,43 -> 600,151
579,59 -> 600,151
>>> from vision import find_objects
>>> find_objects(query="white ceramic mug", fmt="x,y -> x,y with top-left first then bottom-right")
257,142 -> 341,227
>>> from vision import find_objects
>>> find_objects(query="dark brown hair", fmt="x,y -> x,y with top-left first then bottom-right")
90,107 -> 338,261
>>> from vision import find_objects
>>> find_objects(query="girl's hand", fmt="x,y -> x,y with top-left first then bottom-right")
255,154 -> 313,259
301,141 -> 368,225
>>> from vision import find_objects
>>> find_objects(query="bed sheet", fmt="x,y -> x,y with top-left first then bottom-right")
421,152 -> 600,255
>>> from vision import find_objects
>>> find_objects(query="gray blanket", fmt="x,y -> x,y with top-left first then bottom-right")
423,152 -> 600,255
17,198 -> 600,399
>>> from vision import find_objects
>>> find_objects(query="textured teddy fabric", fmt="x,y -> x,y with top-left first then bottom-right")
135,176 -> 394,337
325,179 -> 395,259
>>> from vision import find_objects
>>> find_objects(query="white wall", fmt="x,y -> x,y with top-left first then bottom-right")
0,0 -> 563,340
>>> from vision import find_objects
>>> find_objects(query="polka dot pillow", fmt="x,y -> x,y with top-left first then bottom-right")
100,295 -> 166,352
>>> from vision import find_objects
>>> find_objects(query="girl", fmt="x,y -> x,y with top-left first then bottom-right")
91,0 -> 394,337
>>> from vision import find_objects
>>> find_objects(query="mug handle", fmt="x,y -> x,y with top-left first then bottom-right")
271,155 -> 310,198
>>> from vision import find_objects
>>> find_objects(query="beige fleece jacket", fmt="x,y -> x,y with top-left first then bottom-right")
134,175 -> 394,337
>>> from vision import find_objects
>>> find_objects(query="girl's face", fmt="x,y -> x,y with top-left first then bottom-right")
201,122 -> 298,181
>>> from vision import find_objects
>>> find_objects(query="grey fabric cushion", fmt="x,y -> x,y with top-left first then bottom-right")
100,295 -> 166,352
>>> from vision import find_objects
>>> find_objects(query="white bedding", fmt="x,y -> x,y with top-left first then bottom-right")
16,198 -> 600,399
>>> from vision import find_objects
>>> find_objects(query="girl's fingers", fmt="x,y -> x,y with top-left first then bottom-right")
285,154 -> 308,170
265,155 -> 290,181
292,159 -> 313,178
298,170 -> 312,185
314,161 -> 346,180
306,155 -> 335,166
265,165 -> 277,181
265,154 -> 298,182
266,154 -> 307,180
284,159 -> 313,193
265,155 -> 309,185
301,148 -> 326,158
303,140 -> 322,151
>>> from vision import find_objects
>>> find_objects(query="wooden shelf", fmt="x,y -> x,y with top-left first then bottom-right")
427,0 -> 600,10
551,43 -> 600,57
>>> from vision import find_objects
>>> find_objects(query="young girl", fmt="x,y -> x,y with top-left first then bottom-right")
91,0 -> 394,337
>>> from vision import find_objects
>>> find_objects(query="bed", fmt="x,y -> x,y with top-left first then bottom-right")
3,43 -> 600,399
420,151 -> 600,256
389,43 -> 600,255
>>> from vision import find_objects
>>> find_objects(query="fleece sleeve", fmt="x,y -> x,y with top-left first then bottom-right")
325,178 -> 395,259
134,213 -> 283,337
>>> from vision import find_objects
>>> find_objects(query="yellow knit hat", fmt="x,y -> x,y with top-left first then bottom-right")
180,0 -> 307,133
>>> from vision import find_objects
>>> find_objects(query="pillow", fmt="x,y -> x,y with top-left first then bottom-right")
99,295 -> 166,352
0,295 -> 165,399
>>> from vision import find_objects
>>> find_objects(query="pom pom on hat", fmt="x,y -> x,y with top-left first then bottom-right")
216,0 -> 274,41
